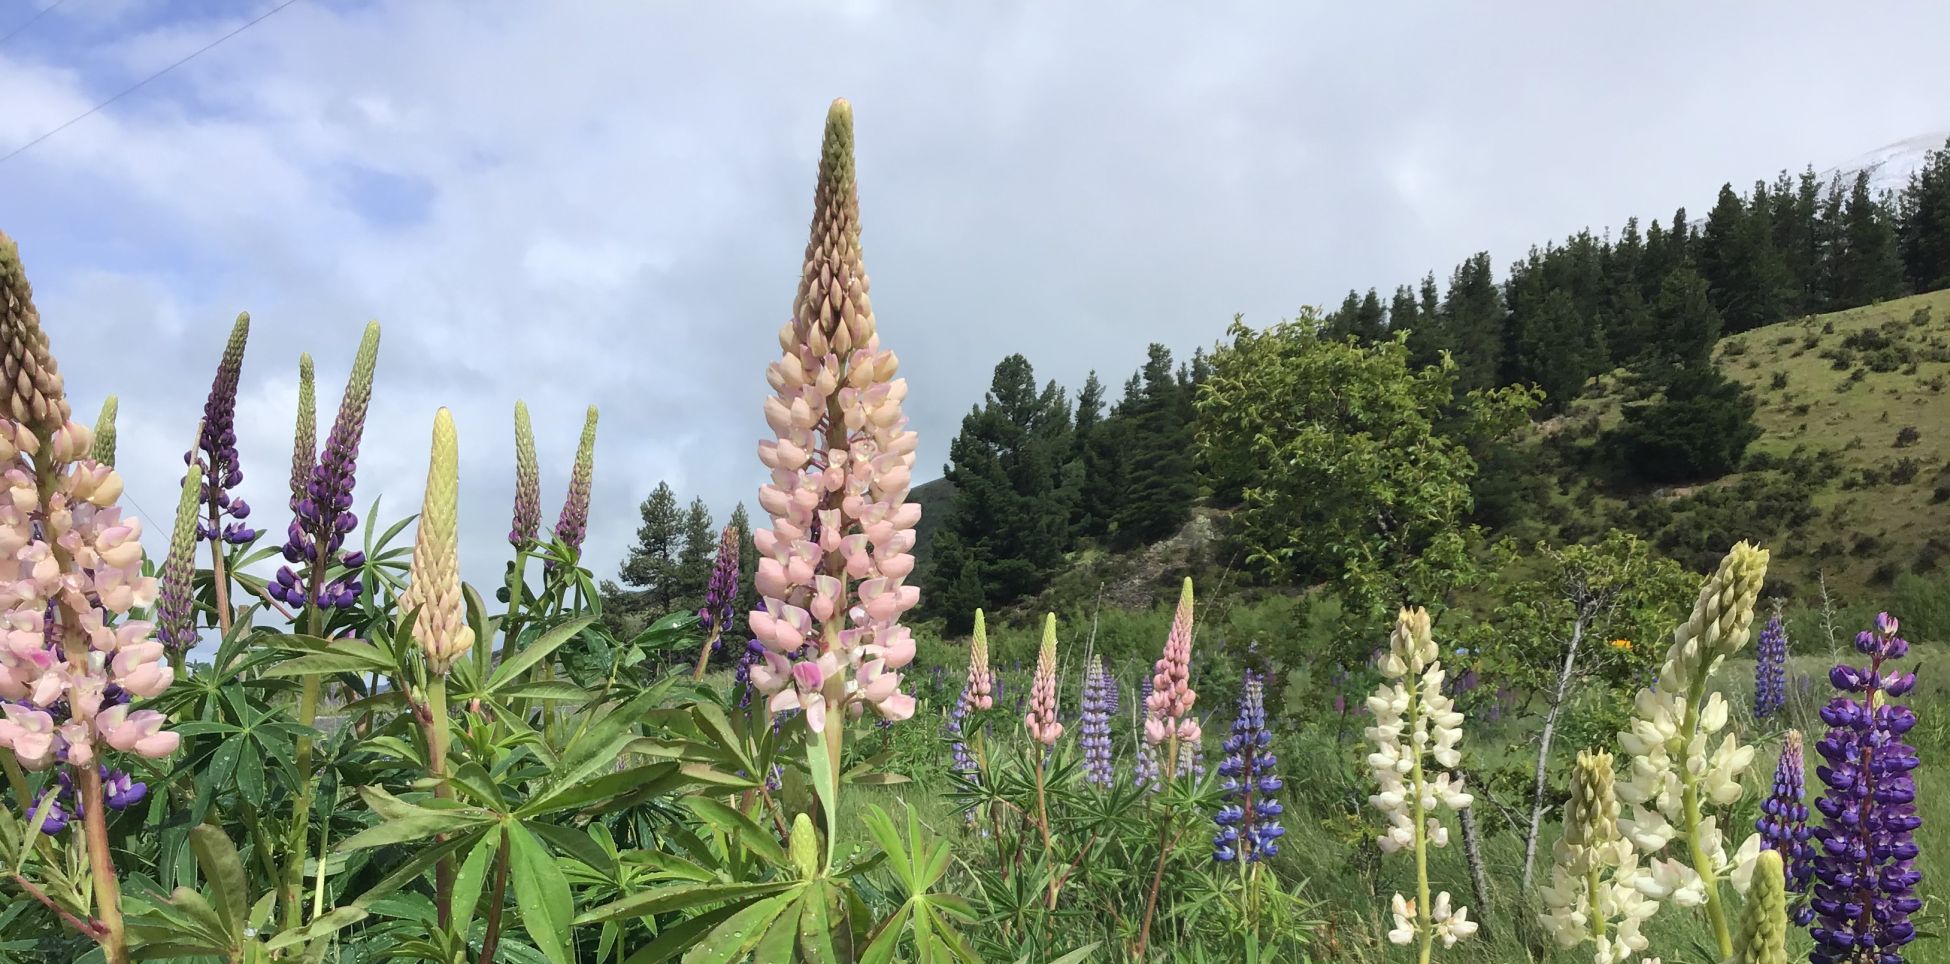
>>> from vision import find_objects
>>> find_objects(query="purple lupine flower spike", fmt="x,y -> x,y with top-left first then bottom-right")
1080,655 -> 1114,787
511,400 -> 540,546
270,323 -> 379,611
188,313 -> 256,545
1759,730 -> 1816,925
1213,669 -> 1284,863
1808,612 -> 1921,963
101,767 -> 146,810
551,406 -> 599,563
698,522 -> 740,646
1755,609 -> 1789,719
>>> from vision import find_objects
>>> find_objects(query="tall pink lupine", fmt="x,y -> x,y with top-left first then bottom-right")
1144,577 -> 1201,776
1025,614 -> 1062,745
0,230 -> 174,963
749,99 -> 920,757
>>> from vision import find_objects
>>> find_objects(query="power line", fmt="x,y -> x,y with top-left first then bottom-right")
0,0 -> 66,46
0,0 -> 304,168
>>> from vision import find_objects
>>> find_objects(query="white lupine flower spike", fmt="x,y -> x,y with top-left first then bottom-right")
1612,542 -> 1769,960
1365,607 -> 1475,962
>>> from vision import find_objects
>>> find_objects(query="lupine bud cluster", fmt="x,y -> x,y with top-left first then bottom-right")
1540,749 -> 1658,962
271,324 -> 380,610
551,405 -> 598,560
948,611 -> 993,778
748,100 -> 920,733
1143,579 -> 1200,763
1755,609 -> 1789,719
1365,606 -> 1476,951
1615,542 -> 1768,931
154,463 -> 204,652
1808,612 -> 1921,963
1212,670 -> 1284,863
289,352 -> 314,513
510,400 -> 539,546
1080,654 -> 1114,787
23,764 -> 147,834
1733,850 -> 1789,964
187,313 -> 255,545
698,522 -> 740,645
1024,616 -> 1062,746
400,409 -> 472,675
0,232 -> 179,780
89,396 -> 115,467
1758,730 -> 1815,925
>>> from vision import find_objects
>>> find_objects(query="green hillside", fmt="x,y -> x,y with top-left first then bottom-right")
913,290 -> 1950,613
1718,288 -> 1950,588
1515,289 -> 1950,600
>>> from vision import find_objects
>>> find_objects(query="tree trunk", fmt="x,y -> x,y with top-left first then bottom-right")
1457,776 -> 1493,941
1520,613 -> 1586,893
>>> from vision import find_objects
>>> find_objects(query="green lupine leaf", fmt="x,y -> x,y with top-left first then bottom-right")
680,892 -> 798,964
261,641 -> 394,677
448,829 -> 499,939
488,615 -> 597,691
508,822 -> 575,964
616,904 -> 743,964
187,825 -> 249,941
576,881 -> 799,925
683,796 -> 787,869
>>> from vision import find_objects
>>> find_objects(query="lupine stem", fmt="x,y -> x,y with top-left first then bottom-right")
1406,673 -> 1433,964
692,624 -> 722,682
1134,731 -> 1183,959
282,563 -> 328,931
477,829 -> 512,964
426,676 -> 454,929
206,502 -> 234,638
1679,672 -> 1734,957
73,764 -> 127,964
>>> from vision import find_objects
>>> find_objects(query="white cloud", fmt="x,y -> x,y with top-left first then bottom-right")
1,0 -> 1948,609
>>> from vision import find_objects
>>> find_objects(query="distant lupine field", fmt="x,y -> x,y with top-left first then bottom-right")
0,98 -> 1940,964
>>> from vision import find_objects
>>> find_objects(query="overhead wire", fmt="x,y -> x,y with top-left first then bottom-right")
0,0 -> 304,167
0,0 -> 67,46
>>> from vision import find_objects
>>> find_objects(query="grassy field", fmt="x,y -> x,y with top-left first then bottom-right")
1515,289 -> 1950,604
865,592 -> 1947,962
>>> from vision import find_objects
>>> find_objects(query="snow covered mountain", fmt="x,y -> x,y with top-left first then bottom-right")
1819,130 -> 1950,196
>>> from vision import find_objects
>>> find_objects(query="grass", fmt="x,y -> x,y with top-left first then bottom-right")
863,595 -> 1948,961
1716,290 -> 1950,598
1514,289 -> 1950,603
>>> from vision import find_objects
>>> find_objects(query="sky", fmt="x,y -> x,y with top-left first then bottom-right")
3,0 -> 1949,601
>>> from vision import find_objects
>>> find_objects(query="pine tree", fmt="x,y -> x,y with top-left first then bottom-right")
1698,182 -> 1793,332
1771,167 -> 1822,312
1602,217 -> 1653,363
1507,277 -> 1600,410
1646,266 -> 1722,374
1441,252 -> 1506,392
1111,343 -> 1197,548
1389,284 -> 1418,338
1829,170 -> 1907,307
1900,137 -> 1950,292
1347,288 -> 1384,344
928,354 -> 1074,613
923,529 -> 984,635
616,481 -> 684,616
1079,393 -> 1131,529
675,497 -> 715,610
1325,290 -> 1363,339
728,502 -> 757,638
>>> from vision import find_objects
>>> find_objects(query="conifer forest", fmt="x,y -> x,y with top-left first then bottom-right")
5,9 -> 1950,964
